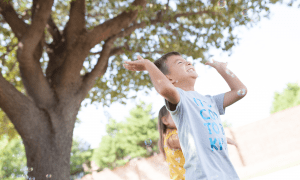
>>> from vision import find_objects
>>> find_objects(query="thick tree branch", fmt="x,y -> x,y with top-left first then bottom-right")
57,0 -> 146,98
21,0 -> 54,55
85,0 -> 147,50
77,37 -> 117,100
64,0 -> 85,49
16,0 -> 56,110
0,1 -> 28,40
0,72 -> 40,141
47,15 -> 62,43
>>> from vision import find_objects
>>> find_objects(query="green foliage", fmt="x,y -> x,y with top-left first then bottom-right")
270,82 -> 300,114
0,135 -> 26,180
0,109 -> 19,142
70,137 -> 93,179
222,119 -> 233,128
1,0 -> 287,108
92,101 -> 160,170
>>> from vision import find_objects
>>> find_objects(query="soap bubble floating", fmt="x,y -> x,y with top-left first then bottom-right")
144,139 -> 152,146
46,174 -> 52,178
218,0 -> 226,8
237,89 -> 246,96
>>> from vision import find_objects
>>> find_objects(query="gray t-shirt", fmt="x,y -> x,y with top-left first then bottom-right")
165,87 -> 240,180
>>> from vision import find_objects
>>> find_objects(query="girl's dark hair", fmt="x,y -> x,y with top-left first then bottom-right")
157,105 -> 170,160
154,51 -> 181,75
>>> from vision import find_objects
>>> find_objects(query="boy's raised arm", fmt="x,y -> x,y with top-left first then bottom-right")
205,59 -> 247,109
123,55 -> 180,105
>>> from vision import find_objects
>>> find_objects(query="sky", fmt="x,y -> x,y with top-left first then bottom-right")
73,2 -> 300,149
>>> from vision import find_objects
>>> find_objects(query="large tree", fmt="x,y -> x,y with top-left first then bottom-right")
0,0 -> 295,179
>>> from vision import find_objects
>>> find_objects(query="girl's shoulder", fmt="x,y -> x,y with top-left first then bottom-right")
163,129 -> 177,143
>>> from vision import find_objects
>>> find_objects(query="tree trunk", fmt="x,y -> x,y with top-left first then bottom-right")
23,102 -> 81,180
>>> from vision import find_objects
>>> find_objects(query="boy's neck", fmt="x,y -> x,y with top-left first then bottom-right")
176,85 -> 195,91
175,79 -> 196,91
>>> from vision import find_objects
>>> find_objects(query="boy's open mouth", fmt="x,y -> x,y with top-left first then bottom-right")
187,68 -> 195,72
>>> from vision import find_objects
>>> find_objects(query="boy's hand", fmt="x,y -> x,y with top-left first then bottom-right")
123,55 -> 148,71
227,137 -> 239,148
205,59 -> 228,70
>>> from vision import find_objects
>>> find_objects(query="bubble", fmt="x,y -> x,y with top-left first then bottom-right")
218,0 -> 226,8
175,80 -> 178,83
237,89 -> 246,96
46,174 -> 52,178
18,42 -> 23,49
231,74 -> 235,78
225,69 -> 231,75
144,139 -> 152,146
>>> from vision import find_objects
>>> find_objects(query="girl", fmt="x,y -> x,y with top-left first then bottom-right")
157,105 -> 238,180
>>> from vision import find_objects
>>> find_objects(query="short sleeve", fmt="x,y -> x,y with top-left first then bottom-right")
165,87 -> 184,117
206,93 -> 226,115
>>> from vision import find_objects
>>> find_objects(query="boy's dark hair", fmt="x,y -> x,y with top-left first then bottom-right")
154,51 -> 181,75
157,105 -> 169,160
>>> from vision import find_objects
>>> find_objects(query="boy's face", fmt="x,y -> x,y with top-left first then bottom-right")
165,55 -> 198,87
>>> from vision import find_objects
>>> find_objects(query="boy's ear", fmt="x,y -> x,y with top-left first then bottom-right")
166,75 -> 176,84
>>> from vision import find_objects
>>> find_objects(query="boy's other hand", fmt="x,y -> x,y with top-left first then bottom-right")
205,59 -> 228,70
123,55 -> 148,71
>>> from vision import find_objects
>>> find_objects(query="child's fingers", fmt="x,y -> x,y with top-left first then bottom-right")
205,61 -> 212,66
137,55 -> 144,60
123,64 -> 137,71
124,61 -> 134,64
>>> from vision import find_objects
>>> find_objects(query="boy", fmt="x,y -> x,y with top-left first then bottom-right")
123,52 -> 246,180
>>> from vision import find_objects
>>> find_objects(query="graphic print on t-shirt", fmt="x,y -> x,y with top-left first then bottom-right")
193,97 -> 226,152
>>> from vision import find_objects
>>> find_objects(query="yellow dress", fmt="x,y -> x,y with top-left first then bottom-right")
164,129 -> 186,180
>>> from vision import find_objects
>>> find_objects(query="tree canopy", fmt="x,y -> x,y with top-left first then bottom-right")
0,0 -> 286,141
0,0 -> 286,108
270,82 -> 300,114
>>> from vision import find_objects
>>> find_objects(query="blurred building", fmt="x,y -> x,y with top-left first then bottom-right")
80,105 -> 300,180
